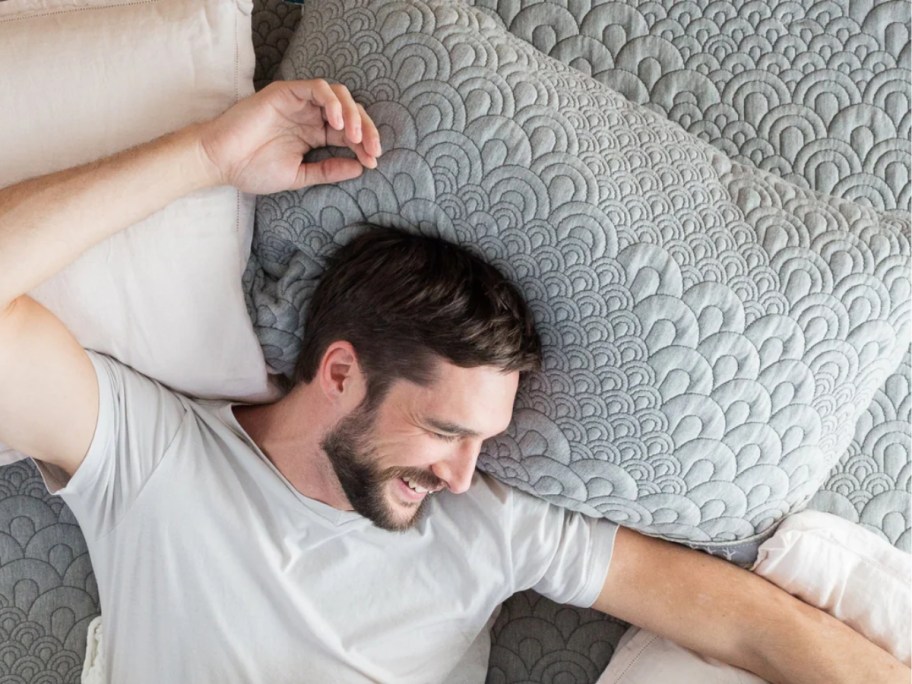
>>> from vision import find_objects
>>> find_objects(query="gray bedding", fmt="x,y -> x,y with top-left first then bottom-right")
0,460 -> 93,683
468,0 -> 912,556
0,1 -> 907,683
471,0 -> 911,213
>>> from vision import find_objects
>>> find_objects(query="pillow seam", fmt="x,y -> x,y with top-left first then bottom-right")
234,0 -> 242,248
616,631 -> 658,682
0,0 -> 158,24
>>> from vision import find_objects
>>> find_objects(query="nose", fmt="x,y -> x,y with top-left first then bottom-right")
432,440 -> 481,494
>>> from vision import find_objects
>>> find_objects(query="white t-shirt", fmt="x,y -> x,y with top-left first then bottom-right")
38,352 -> 618,683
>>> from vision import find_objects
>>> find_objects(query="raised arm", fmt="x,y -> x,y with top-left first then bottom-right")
0,80 -> 381,476
595,526 -> 909,684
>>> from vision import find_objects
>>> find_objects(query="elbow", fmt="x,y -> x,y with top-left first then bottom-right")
0,295 -> 21,323
0,297 -> 16,323
0,296 -> 29,338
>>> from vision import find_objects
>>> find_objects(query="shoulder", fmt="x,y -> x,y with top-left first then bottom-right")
87,350 -> 184,400
85,349 -> 217,443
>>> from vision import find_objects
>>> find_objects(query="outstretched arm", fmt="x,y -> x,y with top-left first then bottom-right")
0,79 -> 381,476
595,526 -> 909,684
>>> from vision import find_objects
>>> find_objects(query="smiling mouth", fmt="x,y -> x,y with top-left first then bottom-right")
402,475 -> 433,494
395,475 -> 443,504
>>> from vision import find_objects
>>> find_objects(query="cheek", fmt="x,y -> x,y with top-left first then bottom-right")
372,433 -> 439,464
395,436 -> 454,466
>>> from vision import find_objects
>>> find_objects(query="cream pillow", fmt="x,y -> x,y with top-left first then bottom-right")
597,628 -> 766,684
752,510 -> 911,666
0,0 -> 272,415
598,511 -> 911,683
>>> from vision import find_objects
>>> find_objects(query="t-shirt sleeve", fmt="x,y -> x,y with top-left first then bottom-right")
507,485 -> 618,608
35,350 -> 190,539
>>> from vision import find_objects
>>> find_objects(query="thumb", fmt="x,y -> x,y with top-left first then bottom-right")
292,157 -> 364,189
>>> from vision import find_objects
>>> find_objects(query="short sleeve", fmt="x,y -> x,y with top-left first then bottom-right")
35,351 -> 190,539
508,486 -> 618,608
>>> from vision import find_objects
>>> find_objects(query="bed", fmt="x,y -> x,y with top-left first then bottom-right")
0,0 -> 907,682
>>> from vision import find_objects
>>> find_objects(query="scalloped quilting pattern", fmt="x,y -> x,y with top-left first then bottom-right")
467,0 -> 912,557
0,461 -> 98,684
471,0 -> 911,213
252,0 -> 303,90
809,347 -> 911,550
487,590 -> 629,684
250,0 -> 912,548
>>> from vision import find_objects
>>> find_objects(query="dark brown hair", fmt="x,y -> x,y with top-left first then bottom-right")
292,226 -> 541,401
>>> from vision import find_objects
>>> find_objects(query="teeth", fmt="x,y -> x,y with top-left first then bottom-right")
404,477 -> 430,494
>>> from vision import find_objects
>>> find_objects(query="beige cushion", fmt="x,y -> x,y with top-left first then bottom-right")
597,628 -> 766,684
0,0 -> 271,422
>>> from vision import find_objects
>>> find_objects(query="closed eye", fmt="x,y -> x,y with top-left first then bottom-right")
432,432 -> 459,443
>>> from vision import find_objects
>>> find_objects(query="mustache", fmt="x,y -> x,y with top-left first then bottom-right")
384,466 -> 444,491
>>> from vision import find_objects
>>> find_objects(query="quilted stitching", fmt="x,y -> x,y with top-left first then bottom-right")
811,348 -> 912,549
468,0 -> 912,555
252,0 -> 302,90
471,0 -> 912,213
0,461 -> 96,683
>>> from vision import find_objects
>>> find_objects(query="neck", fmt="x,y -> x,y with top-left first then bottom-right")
233,387 -> 351,510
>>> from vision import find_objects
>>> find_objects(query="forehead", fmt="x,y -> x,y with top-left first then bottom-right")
386,361 -> 519,436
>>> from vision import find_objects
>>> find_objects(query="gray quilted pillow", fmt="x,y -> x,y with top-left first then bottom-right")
470,0 -> 912,213
246,0 -> 912,550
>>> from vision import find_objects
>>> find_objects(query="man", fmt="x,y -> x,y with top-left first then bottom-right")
0,79 -> 906,683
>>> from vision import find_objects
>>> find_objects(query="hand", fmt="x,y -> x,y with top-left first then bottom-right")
197,79 -> 382,194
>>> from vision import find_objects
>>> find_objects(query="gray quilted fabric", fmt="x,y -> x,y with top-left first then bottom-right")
810,347 -> 912,550
467,0 -> 912,555
0,460 -> 97,683
471,0 -> 911,213
250,0 -> 911,550
252,0 -> 302,90
487,591 -> 629,683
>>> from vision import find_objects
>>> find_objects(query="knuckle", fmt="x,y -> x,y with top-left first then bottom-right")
312,79 -> 333,95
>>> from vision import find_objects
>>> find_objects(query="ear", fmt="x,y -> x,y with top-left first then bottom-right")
317,341 -> 366,409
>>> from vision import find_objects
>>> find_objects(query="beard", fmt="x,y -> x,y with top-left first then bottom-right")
320,401 -> 440,532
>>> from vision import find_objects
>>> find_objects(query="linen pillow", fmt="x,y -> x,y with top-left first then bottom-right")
595,627 -> 766,684
0,0 -> 272,408
248,0 -> 912,549
752,510 -> 911,665
597,510 -> 911,682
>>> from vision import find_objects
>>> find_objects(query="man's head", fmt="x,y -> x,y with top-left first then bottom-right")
294,226 -> 541,531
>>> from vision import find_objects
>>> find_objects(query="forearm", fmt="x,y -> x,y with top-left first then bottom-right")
0,125 -> 217,307
745,584 -> 909,684
595,528 -> 909,684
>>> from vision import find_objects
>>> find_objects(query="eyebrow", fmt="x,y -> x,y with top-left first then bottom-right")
424,418 -> 481,438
